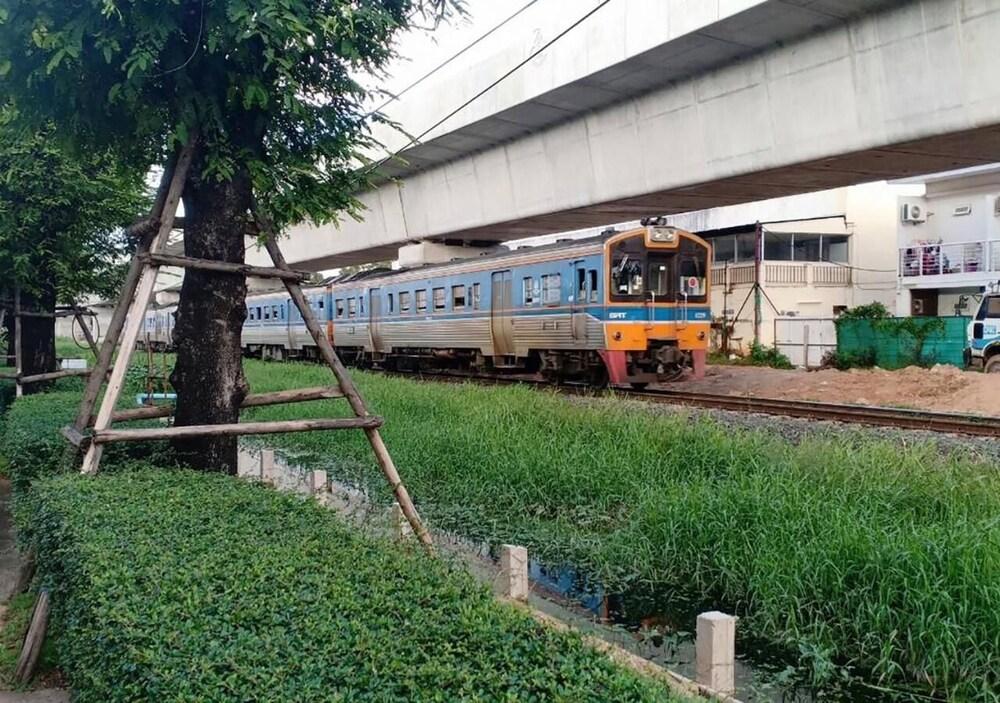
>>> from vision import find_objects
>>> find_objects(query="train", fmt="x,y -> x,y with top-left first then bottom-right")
143,223 -> 712,386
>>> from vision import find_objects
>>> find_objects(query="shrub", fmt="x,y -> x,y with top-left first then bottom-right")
744,342 -> 794,369
20,469 -> 676,703
0,391 -> 79,489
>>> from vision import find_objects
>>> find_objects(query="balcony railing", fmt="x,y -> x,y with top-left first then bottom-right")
711,261 -> 851,288
900,240 -> 1000,280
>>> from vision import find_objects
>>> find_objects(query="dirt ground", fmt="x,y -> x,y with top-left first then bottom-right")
672,364 -> 1000,417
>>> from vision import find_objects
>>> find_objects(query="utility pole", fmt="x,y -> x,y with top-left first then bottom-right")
753,221 -> 762,347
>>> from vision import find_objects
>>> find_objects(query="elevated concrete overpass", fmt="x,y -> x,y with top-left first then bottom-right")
253,0 -> 1000,268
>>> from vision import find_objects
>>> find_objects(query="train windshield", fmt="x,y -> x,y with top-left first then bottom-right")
609,235 -> 709,303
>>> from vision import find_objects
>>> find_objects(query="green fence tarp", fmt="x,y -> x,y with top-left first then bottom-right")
836,316 -> 970,369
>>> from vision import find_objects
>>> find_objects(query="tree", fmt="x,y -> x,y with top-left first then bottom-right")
0,122 -> 148,390
0,0 -> 457,470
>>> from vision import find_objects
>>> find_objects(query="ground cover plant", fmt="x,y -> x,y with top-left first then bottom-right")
19,468 -> 680,703
241,360 -> 1000,700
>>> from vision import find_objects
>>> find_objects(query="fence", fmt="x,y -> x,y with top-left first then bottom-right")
774,318 -> 837,368
836,316 -> 970,369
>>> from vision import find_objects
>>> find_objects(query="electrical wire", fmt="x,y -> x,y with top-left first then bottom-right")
149,0 -> 207,78
367,0 -> 615,175
368,0 -> 542,118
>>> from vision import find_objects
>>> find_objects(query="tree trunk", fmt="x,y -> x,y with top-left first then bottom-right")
169,157 -> 251,474
18,285 -> 57,395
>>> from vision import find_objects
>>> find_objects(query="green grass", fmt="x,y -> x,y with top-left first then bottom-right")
240,359 -> 1000,700
19,468 -> 681,703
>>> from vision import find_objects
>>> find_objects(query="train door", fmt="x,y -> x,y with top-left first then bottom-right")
490,271 -> 515,356
571,260 -> 587,340
369,288 -> 383,352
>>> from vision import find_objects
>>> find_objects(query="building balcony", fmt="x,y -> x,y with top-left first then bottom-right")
899,239 -> 1000,287
711,261 -> 851,288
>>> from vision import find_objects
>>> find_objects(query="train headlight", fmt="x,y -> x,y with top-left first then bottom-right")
648,226 -> 677,243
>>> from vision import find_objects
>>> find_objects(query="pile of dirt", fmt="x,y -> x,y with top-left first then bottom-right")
674,364 -> 1000,417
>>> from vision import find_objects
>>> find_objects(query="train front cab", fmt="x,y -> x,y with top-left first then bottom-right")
600,225 -> 710,387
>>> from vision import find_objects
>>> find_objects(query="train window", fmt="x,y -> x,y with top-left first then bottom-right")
678,238 -> 709,302
335,299 -> 344,318
649,263 -> 671,296
589,270 -> 598,302
523,277 -> 536,305
416,289 -> 428,313
264,307 -> 271,320
433,287 -> 446,311
400,291 -> 412,313
360,297 -> 365,315
319,299 -> 325,310
388,293 -> 395,314
610,237 -> 647,301
472,283 -> 481,310
348,299 -> 357,318
577,269 -> 587,301
452,285 -> 466,310
542,274 -> 561,305
248,308 -> 256,321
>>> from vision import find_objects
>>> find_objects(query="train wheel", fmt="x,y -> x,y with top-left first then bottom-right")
986,356 -> 1000,374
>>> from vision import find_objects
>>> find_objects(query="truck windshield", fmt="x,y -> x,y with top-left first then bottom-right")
977,296 -> 1000,320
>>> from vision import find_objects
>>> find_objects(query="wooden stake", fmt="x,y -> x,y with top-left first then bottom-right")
80,139 -> 196,474
253,206 -> 434,554
13,590 -> 50,686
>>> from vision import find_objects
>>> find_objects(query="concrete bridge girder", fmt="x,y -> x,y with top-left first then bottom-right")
255,0 -> 1000,269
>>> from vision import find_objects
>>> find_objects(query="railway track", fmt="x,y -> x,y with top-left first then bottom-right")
390,370 -> 1000,438
620,388 -> 1000,438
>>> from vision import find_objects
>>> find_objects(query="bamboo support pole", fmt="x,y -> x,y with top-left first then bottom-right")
13,288 -> 22,398
73,311 -> 100,358
72,147 -> 188,435
93,417 -> 382,444
19,368 -> 91,385
107,385 -> 345,423
80,139 -> 196,474
254,208 -> 434,554
141,253 -> 311,281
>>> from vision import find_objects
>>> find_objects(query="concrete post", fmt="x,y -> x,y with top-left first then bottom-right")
498,544 -> 529,602
391,502 -> 412,539
259,449 -> 275,482
696,611 -> 737,695
309,470 -> 327,495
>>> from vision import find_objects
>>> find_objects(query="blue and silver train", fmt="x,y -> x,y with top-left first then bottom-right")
143,224 -> 712,386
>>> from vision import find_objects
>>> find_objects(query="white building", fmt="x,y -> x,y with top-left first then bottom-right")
896,165 -> 1000,318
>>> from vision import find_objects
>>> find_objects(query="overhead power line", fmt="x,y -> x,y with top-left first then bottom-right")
368,0 -> 615,175
369,0 -> 542,117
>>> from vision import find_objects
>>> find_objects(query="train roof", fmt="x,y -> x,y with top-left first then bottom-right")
327,230 -> 628,289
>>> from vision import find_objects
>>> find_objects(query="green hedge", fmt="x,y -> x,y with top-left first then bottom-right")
20,469 -> 675,702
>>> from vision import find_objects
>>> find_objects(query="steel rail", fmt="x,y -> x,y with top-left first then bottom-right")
381,369 -> 999,438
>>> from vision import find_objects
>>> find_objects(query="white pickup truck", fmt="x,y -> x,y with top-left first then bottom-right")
968,292 -> 1000,373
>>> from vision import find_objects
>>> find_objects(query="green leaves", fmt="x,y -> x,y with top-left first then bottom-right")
0,0 -> 462,229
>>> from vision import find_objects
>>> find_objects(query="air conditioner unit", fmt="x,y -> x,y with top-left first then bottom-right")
901,203 -> 925,223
